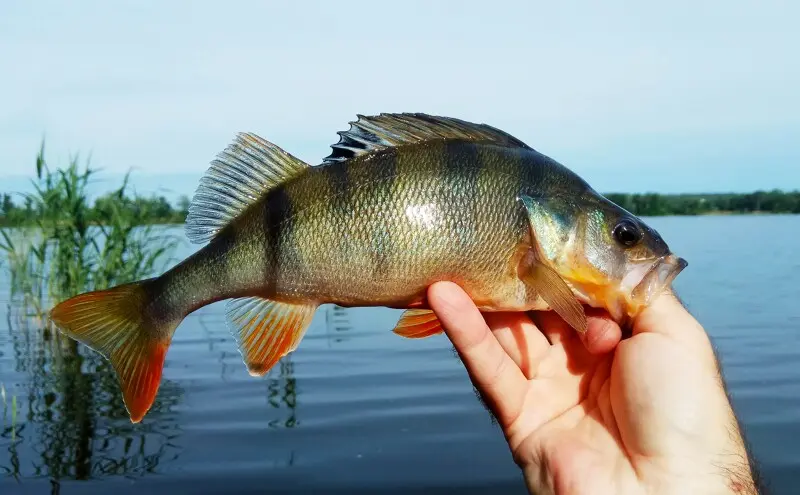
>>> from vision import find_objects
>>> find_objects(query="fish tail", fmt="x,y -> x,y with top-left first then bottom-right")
49,278 -> 180,423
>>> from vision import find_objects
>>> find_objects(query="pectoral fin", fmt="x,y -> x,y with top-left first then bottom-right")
520,263 -> 587,334
518,195 -> 588,334
392,309 -> 443,339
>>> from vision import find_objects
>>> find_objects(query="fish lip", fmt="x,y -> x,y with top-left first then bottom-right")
630,254 -> 688,305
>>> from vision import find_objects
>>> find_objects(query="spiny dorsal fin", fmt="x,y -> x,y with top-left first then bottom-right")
186,133 -> 309,244
323,113 -> 533,164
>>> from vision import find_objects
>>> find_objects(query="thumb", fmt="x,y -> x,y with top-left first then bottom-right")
632,291 -> 718,363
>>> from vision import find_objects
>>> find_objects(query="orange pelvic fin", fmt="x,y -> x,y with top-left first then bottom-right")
226,297 -> 317,377
392,309 -> 444,339
48,279 -> 177,423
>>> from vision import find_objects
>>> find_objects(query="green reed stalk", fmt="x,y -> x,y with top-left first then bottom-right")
0,140 -> 180,313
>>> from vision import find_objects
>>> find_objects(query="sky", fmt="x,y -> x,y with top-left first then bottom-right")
1,0 -> 798,202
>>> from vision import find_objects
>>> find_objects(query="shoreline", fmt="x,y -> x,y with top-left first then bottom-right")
1,210 -> 797,229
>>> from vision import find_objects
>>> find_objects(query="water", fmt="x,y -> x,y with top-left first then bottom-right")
1,215 -> 798,494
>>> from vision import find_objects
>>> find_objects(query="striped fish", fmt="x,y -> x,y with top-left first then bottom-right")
48,113 -> 687,423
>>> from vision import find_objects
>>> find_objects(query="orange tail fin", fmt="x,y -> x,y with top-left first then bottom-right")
49,279 -> 179,423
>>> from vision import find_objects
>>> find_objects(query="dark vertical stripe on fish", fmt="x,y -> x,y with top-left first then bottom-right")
323,161 -> 352,275
212,225 -> 236,299
368,149 -> 397,279
443,141 -> 480,249
518,148 -> 547,195
511,148 -> 535,247
263,187 -> 292,293
325,161 -> 351,220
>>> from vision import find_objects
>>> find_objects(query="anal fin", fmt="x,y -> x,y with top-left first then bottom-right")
226,297 -> 317,376
392,309 -> 444,339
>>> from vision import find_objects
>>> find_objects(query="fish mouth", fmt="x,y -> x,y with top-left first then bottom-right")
627,254 -> 688,306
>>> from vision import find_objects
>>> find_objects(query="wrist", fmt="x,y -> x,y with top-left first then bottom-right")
647,385 -> 760,494
520,463 -> 760,495
636,453 -> 759,495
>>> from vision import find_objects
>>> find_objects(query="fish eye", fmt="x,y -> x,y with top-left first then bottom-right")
612,219 -> 643,247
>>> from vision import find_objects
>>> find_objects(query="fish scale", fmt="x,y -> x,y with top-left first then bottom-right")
274,143 -> 523,307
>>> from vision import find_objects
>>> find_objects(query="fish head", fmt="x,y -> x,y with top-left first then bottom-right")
522,193 -> 688,322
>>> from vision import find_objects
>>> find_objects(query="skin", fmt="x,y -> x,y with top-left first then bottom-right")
427,281 -> 765,495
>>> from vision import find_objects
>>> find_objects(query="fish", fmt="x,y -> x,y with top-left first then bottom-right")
48,113 -> 688,423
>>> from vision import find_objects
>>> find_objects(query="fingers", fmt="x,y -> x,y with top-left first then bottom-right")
483,311 -> 551,378
632,291 -> 690,335
582,307 -> 623,354
533,307 -> 622,355
428,282 -> 528,427
427,281 -> 624,431
633,292 -> 707,344
632,291 -> 717,363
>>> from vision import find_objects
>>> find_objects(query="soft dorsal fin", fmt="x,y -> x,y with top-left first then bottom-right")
186,133 -> 309,244
323,113 -> 533,164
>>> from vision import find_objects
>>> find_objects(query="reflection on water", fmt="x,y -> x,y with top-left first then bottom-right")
0,299 -> 303,489
325,304 -> 354,345
266,358 -> 298,430
1,301 -> 182,484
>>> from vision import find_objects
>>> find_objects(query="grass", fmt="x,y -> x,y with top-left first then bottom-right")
0,140 -> 181,314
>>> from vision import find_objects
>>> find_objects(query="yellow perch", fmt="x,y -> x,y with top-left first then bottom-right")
49,113 -> 687,423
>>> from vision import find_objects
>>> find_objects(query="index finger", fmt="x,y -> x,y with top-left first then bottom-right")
428,281 -> 528,427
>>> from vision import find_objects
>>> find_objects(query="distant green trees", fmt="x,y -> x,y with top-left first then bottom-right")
605,190 -> 800,216
0,146 -> 182,309
0,191 -> 190,227
2,186 -> 799,227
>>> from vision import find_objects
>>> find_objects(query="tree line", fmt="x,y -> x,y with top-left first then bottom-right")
2,188 -> 799,227
0,191 -> 190,227
603,189 -> 800,216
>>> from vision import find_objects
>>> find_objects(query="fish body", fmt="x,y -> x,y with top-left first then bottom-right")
49,113 -> 687,423
165,140 -> 558,312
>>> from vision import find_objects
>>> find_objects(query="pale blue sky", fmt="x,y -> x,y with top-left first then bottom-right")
1,1 -> 798,200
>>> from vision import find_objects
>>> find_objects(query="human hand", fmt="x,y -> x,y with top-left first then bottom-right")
427,281 -> 762,495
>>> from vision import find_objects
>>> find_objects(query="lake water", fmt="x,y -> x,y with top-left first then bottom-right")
1,215 -> 799,494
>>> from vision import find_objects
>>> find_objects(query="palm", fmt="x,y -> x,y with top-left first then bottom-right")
482,310 -> 637,494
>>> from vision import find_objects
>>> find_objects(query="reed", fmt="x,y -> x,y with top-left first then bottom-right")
0,142 -> 189,481
0,140 -> 180,314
